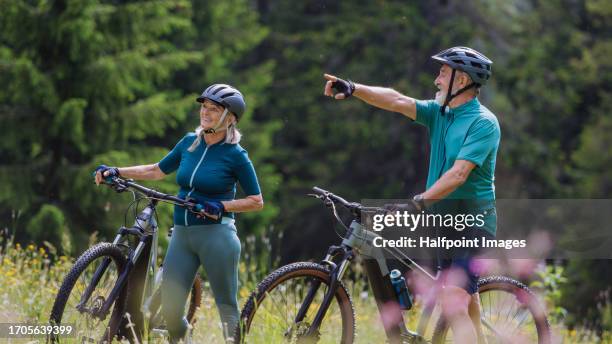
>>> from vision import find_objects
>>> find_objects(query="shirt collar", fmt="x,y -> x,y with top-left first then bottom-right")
202,136 -> 227,147
449,97 -> 480,117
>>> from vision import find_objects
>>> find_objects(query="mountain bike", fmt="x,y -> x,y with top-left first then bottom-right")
49,176 -> 202,343
235,187 -> 551,343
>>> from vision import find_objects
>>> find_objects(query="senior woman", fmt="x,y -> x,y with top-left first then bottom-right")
94,84 -> 263,343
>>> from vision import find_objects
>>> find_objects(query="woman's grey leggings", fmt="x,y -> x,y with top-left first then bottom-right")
161,223 -> 241,341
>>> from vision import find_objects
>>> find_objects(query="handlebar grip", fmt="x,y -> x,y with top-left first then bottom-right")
92,170 -> 115,185
312,186 -> 328,195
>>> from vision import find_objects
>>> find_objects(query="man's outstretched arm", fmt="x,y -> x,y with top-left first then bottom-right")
323,73 -> 417,120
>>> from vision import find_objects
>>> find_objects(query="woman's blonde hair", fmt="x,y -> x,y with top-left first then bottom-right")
187,113 -> 241,152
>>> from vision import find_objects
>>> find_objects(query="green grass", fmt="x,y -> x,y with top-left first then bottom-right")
0,240 -> 609,343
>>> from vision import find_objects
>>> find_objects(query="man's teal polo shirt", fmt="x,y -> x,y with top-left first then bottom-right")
415,98 -> 501,204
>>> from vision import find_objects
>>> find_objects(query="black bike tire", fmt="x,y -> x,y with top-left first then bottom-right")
148,273 -> 203,326
235,262 -> 355,344
49,243 -> 128,343
431,276 -> 551,344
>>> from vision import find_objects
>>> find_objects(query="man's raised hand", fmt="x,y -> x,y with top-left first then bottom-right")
324,73 -> 355,99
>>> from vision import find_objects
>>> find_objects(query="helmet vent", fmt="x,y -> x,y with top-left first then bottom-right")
212,86 -> 227,95
470,62 -> 482,68
453,59 -> 465,65
465,52 -> 477,58
220,92 -> 235,99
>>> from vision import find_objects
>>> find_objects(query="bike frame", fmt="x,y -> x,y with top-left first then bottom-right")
296,217 -> 442,343
67,176 -> 206,342
76,176 -> 201,325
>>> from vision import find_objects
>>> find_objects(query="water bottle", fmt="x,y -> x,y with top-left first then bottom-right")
390,269 -> 412,310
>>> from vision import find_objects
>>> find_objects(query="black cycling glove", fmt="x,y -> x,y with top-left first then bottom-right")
384,195 -> 425,214
384,201 -> 420,214
94,164 -> 120,179
203,200 -> 225,218
331,77 -> 356,98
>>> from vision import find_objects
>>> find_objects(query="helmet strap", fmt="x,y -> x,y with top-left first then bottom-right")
440,68 -> 478,115
203,108 -> 229,134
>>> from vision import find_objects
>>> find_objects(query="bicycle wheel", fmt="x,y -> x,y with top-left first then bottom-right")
432,276 -> 551,344
49,243 -> 128,343
236,262 -> 355,344
147,271 -> 203,330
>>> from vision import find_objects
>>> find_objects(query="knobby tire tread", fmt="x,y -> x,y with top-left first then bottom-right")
431,275 -> 551,344
49,243 -> 128,343
235,262 -> 356,344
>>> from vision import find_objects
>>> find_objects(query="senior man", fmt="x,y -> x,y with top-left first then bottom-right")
324,46 -> 500,344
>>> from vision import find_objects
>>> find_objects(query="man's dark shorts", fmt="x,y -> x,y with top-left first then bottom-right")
439,206 -> 497,294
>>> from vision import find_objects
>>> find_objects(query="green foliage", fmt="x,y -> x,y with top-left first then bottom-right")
561,259 -> 612,331
0,0 -> 276,252
256,1 -> 461,261
572,104 -> 612,197
532,264 -> 568,323
26,204 -> 70,254
0,0 -> 611,332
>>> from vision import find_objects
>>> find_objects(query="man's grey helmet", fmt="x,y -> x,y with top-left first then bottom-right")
196,84 -> 246,119
431,46 -> 492,86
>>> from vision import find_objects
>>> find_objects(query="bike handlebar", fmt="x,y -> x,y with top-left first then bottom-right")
102,179 -> 381,219
100,176 -> 204,213
312,187 -> 354,208
311,186 -> 384,216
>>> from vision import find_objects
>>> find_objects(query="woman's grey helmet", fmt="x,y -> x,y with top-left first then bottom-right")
431,46 -> 492,86
196,84 -> 246,119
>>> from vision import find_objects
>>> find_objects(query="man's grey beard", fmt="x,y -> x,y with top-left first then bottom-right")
435,90 -> 446,106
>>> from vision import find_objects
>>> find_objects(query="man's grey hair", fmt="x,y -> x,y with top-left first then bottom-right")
187,114 -> 241,152
456,70 -> 480,96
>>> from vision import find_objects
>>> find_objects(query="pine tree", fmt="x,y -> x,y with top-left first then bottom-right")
0,0 -> 278,252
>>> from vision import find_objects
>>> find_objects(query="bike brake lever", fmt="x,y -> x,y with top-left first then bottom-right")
307,193 -> 324,199
307,193 -> 334,208
112,183 -> 128,193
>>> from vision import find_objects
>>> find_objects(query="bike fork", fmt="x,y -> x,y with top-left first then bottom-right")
293,279 -> 322,325
76,257 -> 112,312
76,234 -> 125,312
80,239 -> 148,320
301,248 -> 353,338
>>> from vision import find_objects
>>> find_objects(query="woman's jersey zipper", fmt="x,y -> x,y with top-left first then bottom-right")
185,145 -> 210,225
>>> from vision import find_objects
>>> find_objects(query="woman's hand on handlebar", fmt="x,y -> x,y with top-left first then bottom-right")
195,200 -> 224,220
94,165 -> 121,185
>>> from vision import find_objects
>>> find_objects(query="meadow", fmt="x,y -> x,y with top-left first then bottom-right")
0,236 -> 608,344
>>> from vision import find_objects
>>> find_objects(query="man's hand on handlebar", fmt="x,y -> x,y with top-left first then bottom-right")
94,164 -> 121,185
384,200 -> 423,214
